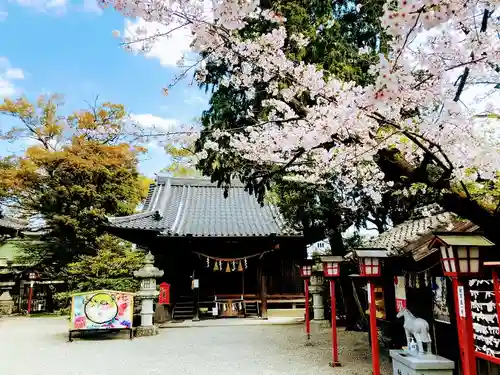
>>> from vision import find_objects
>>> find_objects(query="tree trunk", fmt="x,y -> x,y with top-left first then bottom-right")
327,226 -> 363,330
375,148 -> 500,243
439,192 -> 500,243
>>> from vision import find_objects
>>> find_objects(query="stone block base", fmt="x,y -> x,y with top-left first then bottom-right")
154,304 -> 170,324
311,319 -> 330,332
0,300 -> 15,315
135,325 -> 159,337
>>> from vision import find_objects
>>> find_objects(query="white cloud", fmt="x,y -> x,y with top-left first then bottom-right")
0,11 -> 7,21
0,80 -> 16,98
130,113 -> 178,133
6,68 -> 24,80
121,0 -> 213,67
130,113 -> 181,152
10,0 -> 68,13
0,58 -> 25,98
123,18 -> 194,67
8,0 -> 103,14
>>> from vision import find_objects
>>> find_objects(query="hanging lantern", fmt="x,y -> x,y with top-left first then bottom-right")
225,262 -> 231,272
354,249 -> 387,277
238,260 -> 243,272
429,232 -> 494,277
213,261 -> 219,272
299,259 -> 314,278
320,256 -> 343,278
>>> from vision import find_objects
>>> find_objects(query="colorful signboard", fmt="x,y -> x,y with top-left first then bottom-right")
70,290 -> 134,331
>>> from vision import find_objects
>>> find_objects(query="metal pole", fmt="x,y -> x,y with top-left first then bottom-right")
368,280 -> 380,375
27,280 -> 34,315
330,279 -> 341,367
451,277 -> 476,375
305,279 -> 310,340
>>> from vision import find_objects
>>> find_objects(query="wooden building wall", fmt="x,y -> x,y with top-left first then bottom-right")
149,237 -> 305,304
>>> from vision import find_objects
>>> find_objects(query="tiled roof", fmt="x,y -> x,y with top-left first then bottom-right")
363,211 -> 457,253
359,203 -> 480,262
0,216 -> 28,231
108,175 -> 299,238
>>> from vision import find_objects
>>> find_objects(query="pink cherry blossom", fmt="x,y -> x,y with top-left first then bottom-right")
99,0 -> 500,204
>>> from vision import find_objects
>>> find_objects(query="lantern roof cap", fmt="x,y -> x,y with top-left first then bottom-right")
429,232 -> 495,249
353,249 -> 388,258
320,256 -> 344,263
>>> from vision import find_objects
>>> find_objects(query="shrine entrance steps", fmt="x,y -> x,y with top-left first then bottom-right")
244,301 -> 259,317
172,300 -> 194,320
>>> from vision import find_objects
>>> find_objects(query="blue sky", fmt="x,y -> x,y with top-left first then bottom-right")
0,0 -> 210,177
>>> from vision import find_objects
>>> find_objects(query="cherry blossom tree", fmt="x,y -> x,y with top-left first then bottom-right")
99,0 -> 500,239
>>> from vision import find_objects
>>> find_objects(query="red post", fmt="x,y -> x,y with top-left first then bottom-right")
368,281 -> 380,375
27,281 -> 34,315
304,279 -> 310,340
451,277 -> 477,375
492,270 -> 500,334
329,279 -> 341,366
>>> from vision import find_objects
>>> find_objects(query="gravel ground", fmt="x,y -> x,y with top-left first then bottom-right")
0,317 -> 392,375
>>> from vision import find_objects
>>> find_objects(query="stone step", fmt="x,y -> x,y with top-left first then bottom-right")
172,308 -> 194,313
173,314 -> 194,319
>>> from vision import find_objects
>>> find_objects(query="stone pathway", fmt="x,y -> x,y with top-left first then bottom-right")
0,316 -> 392,375
161,316 -> 303,328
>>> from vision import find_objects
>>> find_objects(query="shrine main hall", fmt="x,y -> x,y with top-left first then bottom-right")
106,175 -> 308,319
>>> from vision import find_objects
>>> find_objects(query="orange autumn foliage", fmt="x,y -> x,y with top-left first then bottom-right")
0,95 -> 150,269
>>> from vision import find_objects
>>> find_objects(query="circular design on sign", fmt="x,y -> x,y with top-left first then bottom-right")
84,293 -> 118,324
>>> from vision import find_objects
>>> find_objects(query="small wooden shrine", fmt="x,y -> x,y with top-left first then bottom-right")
354,204 -> 500,375
106,175 -> 308,319
0,214 -> 64,315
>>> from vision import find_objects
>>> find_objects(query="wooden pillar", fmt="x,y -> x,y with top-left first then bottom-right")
261,273 -> 268,319
258,261 -> 268,319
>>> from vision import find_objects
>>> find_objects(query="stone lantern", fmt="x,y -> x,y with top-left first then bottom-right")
0,281 -> 16,315
309,260 -> 326,322
134,251 -> 164,337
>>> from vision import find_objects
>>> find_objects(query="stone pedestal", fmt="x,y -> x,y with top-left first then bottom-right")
390,350 -> 454,375
0,282 -> 15,315
135,325 -> 159,337
134,252 -> 164,337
